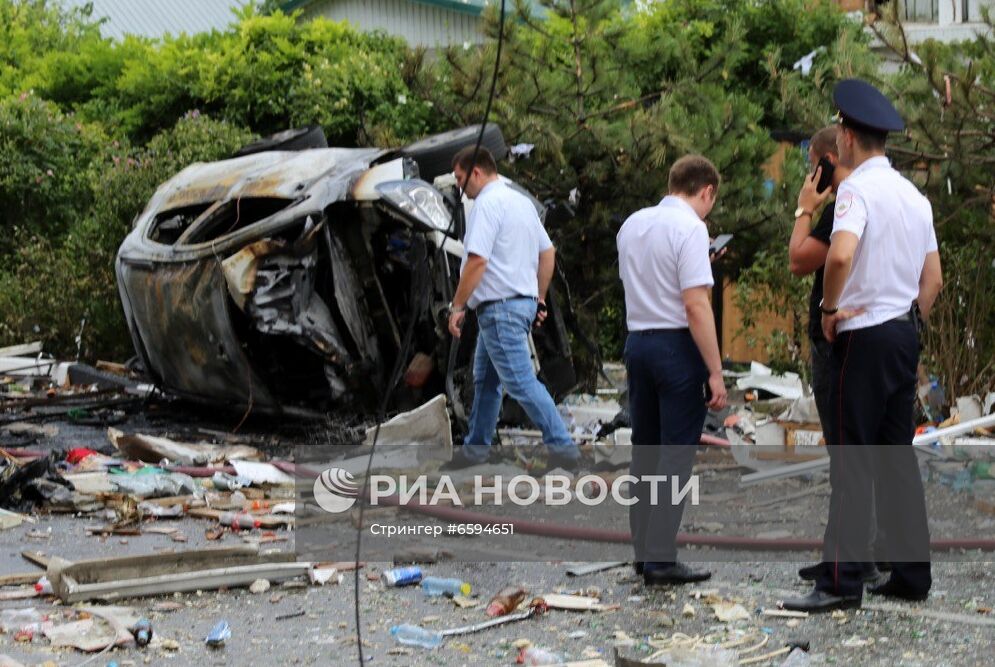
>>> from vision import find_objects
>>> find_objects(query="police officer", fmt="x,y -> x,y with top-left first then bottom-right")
783,80 -> 944,612
617,155 -> 728,585
789,127 -> 882,586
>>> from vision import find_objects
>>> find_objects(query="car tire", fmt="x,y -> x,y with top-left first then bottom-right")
399,123 -> 508,181
233,125 -> 328,157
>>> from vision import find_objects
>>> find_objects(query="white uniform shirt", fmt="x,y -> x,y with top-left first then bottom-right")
461,180 -> 553,309
616,196 -> 714,331
832,156 -> 938,333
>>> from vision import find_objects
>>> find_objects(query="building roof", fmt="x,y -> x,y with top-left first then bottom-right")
283,0 -> 490,17
61,0 -> 248,40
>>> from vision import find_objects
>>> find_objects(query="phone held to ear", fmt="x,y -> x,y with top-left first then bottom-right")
816,156 -> 835,194
709,233 -> 733,256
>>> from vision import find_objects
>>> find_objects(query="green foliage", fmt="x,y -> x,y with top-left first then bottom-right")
0,0 -> 101,97
922,242 -> 995,400
0,92 -> 107,255
21,4 -> 432,144
0,114 -> 255,360
412,0 -> 846,377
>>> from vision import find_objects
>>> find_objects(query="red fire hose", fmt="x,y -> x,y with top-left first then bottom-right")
276,461 -> 995,552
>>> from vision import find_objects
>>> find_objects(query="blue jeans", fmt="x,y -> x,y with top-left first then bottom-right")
463,297 -> 578,463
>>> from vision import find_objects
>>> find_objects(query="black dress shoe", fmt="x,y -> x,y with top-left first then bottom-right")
861,564 -> 883,584
868,579 -> 928,602
643,562 -> 711,586
798,563 -> 824,581
781,589 -> 861,613
634,561 -> 644,575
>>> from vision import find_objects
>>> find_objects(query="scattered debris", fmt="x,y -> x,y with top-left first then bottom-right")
46,545 -> 304,602
205,620 -> 231,648
108,428 -> 263,466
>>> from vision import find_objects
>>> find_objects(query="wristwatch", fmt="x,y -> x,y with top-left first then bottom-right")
794,206 -> 813,219
448,302 -> 465,314
819,298 -> 838,315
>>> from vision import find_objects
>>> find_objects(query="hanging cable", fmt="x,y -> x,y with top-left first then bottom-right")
352,3 -> 506,663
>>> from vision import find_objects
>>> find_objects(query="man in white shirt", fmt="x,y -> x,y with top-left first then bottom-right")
617,154 -> 728,586
784,79 -> 943,613
444,146 -> 579,471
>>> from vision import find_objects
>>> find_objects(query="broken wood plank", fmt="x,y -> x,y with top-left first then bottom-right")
0,341 -> 42,357
0,587 -> 38,600
864,601 -> 995,628
762,608 -> 809,618
542,593 -> 617,612
0,508 -> 27,530
21,550 -> 50,569
565,561 -> 627,577
0,572 -> 41,586
188,507 -> 292,528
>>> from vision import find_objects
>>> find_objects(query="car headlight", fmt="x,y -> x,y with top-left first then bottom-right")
376,180 -> 452,233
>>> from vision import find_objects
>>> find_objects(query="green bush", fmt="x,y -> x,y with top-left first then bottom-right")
0,113 -> 254,360
0,92 -> 106,256
22,5 -> 433,145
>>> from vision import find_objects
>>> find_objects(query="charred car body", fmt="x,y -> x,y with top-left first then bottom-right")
115,125 -> 577,420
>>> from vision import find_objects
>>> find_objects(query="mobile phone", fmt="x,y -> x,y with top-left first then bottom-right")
709,233 -> 734,256
703,380 -> 713,404
815,156 -> 835,194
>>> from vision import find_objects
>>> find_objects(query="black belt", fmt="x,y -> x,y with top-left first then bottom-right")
475,295 -> 536,313
630,327 -> 690,336
891,311 -> 912,323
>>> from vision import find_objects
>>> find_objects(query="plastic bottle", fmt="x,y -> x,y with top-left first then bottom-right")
420,576 -> 471,597
218,512 -> 260,530
381,566 -> 423,587
34,576 -> 52,595
518,646 -> 564,665
485,585 -> 527,617
389,623 -> 443,649
131,618 -> 153,647
0,608 -> 44,633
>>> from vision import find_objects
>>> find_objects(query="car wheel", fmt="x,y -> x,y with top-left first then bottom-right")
233,125 -> 328,157
399,123 -> 508,181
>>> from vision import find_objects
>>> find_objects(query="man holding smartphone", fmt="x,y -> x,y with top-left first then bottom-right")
788,127 -> 884,585
617,154 -> 728,585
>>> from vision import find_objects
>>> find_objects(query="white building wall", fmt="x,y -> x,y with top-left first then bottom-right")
303,0 -> 483,47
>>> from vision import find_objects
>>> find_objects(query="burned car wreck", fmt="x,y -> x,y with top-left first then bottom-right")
115,125 -> 578,421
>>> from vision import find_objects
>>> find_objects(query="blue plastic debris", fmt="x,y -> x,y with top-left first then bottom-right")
205,620 -> 231,648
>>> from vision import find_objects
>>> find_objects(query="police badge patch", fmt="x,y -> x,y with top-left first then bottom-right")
835,192 -> 854,218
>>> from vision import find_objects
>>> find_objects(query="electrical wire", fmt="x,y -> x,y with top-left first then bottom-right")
352,3 -> 505,662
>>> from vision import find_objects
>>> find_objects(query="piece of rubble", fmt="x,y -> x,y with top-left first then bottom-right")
712,601 -> 751,622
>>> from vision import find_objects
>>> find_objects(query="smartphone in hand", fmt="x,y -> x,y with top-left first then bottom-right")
815,156 -> 835,194
709,233 -> 734,257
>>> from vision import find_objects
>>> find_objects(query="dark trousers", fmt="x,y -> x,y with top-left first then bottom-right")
624,329 -> 707,563
811,337 -> 884,566
816,320 -> 931,597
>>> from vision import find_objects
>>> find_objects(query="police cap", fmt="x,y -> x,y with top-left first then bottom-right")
832,79 -> 904,133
